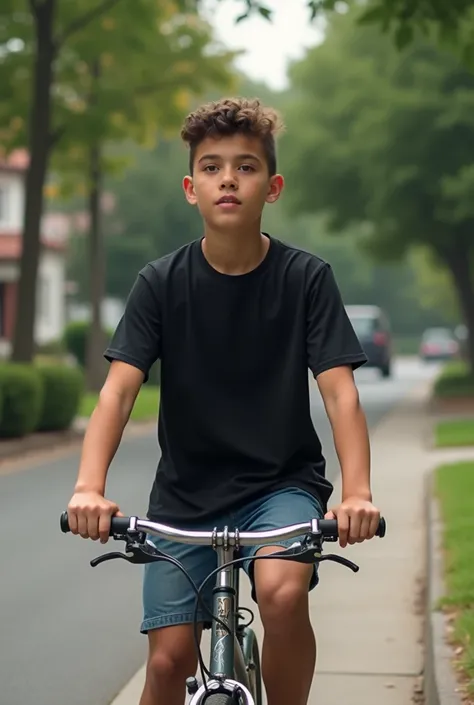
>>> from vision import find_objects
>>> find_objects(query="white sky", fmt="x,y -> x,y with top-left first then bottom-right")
201,0 -> 325,91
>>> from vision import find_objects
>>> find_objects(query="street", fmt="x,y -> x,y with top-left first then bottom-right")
0,357 -> 434,705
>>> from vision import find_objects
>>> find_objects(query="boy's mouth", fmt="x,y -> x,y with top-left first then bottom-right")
216,195 -> 242,207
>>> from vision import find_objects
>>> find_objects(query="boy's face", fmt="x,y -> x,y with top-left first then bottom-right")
182,134 -> 284,230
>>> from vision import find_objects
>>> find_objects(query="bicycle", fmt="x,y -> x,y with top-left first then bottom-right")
60,511 -> 386,704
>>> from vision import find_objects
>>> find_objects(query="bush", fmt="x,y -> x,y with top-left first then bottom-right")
433,361 -> 474,398
63,321 -> 113,367
0,364 -> 43,438
36,364 -> 84,432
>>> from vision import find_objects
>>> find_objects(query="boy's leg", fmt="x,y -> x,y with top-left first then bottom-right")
240,487 -> 324,705
139,533 -> 216,705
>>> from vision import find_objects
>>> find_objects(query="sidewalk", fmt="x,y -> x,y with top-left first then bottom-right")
112,380 -> 435,705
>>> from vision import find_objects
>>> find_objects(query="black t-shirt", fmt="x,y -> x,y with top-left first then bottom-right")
104,235 -> 367,523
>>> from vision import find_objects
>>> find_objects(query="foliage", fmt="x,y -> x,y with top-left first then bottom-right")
0,0 -> 235,364
64,320 -> 112,367
0,364 -> 44,438
35,364 -> 85,432
280,9 -> 474,368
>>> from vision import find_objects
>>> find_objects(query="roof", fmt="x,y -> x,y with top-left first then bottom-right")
0,149 -> 29,173
0,233 -> 66,259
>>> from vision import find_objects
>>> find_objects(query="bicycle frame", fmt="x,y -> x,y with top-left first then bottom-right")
188,543 -> 257,704
209,545 -> 251,683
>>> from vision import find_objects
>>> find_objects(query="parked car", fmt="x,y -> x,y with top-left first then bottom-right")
419,327 -> 459,362
345,305 -> 392,378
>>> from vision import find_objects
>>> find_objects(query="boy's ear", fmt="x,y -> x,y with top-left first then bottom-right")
265,174 -> 285,204
183,176 -> 198,205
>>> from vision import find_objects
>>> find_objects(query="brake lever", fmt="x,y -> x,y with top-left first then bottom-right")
319,554 -> 359,572
90,540 -> 167,568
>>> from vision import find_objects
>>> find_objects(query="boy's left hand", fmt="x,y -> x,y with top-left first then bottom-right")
325,496 -> 380,548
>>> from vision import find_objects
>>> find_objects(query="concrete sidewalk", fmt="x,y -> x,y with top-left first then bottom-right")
112,380 -> 434,705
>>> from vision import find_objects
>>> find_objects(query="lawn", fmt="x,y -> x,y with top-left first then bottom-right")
79,385 -> 160,421
435,419 -> 474,448
435,462 -> 474,695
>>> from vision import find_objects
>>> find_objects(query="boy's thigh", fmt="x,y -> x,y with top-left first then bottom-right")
238,486 -> 325,602
141,534 -> 217,634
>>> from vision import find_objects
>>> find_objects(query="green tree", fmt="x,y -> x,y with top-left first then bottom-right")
49,10 -> 233,390
281,10 -> 474,370
0,0 -> 232,367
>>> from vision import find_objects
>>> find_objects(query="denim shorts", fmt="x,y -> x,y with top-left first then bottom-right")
140,486 -> 324,633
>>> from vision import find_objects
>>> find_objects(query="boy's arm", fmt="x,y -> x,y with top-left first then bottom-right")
305,262 -> 379,547
68,268 -> 162,544
315,365 -> 379,548
68,362 -> 144,543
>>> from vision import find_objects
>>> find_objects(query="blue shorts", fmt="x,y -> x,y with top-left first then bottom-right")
141,486 -> 324,633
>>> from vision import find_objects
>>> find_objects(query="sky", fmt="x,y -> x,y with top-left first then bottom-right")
201,0 -> 326,91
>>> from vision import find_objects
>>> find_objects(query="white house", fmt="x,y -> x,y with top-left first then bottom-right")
0,149 -> 68,355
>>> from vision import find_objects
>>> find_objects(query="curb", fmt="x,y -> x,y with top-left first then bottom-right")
424,471 -> 462,705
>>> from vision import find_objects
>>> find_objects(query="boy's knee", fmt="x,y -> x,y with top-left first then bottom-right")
145,625 -> 198,692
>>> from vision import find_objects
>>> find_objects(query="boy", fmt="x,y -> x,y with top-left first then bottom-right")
67,97 -> 380,705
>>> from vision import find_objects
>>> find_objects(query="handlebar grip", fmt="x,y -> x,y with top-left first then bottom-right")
59,511 -> 131,536
319,516 -> 386,538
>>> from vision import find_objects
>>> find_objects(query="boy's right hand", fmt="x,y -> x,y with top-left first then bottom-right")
67,490 -> 123,543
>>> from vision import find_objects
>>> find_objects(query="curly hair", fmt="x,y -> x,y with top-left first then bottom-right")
180,97 -> 284,176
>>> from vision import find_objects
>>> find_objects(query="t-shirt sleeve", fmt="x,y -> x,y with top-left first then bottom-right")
306,262 -> 367,377
104,266 -> 161,382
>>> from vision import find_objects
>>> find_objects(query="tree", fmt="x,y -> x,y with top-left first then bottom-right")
280,10 -> 474,371
0,0 -> 232,366
47,9 -> 233,390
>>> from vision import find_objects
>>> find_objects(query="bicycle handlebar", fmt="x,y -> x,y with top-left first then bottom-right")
59,512 -> 386,545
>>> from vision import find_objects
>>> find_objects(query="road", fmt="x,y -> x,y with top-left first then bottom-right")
0,357 -> 435,705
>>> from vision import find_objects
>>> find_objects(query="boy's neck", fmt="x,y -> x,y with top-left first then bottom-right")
201,224 -> 270,276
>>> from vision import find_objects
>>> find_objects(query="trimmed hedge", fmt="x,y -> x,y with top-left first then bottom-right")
36,364 -> 84,432
64,321 -> 113,367
433,360 -> 474,398
0,363 -> 44,438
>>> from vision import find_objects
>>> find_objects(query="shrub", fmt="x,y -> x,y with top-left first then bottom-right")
63,321 -> 113,367
433,361 -> 474,398
0,364 -> 43,438
36,364 -> 84,432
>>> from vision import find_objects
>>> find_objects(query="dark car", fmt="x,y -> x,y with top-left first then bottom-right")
419,327 -> 459,362
345,305 -> 392,378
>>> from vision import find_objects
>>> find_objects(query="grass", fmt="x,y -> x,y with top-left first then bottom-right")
435,462 -> 474,694
433,360 -> 474,399
435,419 -> 474,447
79,385 -> 160,422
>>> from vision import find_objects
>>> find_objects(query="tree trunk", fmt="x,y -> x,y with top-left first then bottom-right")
445,239 -> 474,375
85,61 -> 107,392
11,0 -> 56,362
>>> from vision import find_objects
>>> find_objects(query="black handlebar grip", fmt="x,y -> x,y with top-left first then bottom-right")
59,511 -> 131,535
319,516 -> 386,539
60,511 -> 71,532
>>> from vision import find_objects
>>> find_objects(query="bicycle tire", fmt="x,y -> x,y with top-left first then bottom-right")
202,695 -> 235,704
248,637 -> 263,705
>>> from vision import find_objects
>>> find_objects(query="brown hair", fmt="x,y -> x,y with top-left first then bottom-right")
180,97 -> 284,176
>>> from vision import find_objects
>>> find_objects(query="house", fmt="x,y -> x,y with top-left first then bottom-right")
0,149 -> 68,356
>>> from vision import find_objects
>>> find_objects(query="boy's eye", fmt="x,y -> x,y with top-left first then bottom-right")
239,164 -> 254,172
204,165 -> 218,172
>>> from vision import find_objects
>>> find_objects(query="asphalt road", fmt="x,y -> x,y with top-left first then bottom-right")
0,357 -> 434,705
